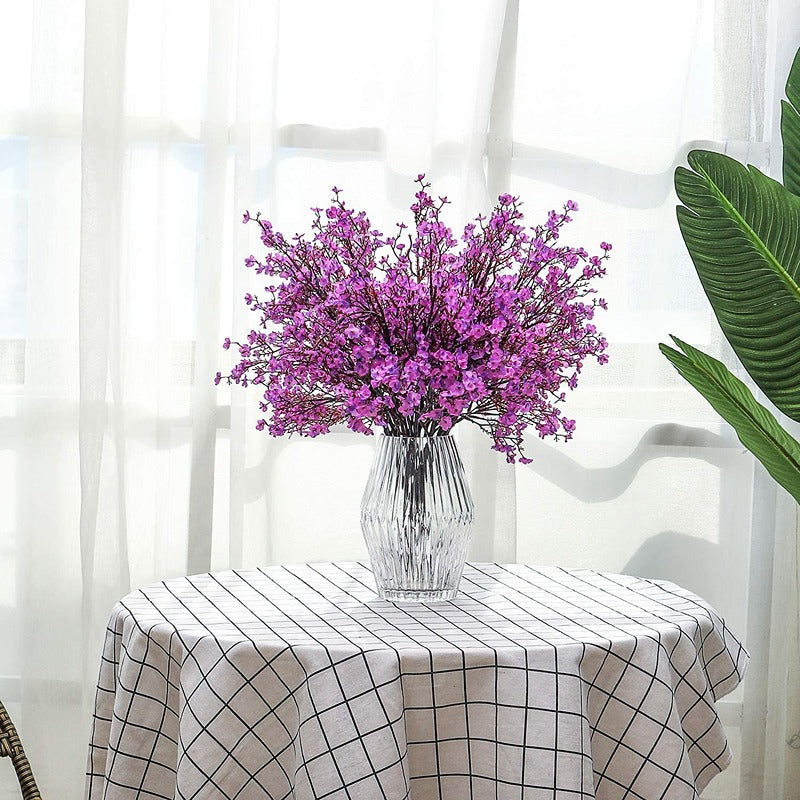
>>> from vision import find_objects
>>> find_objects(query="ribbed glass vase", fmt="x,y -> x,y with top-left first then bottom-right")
360,434 -> 474,602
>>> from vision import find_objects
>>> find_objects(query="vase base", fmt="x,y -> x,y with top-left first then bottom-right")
377,587 -> 458,603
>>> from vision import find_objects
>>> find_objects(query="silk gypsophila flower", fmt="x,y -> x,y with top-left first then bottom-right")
217,176 -> 610,462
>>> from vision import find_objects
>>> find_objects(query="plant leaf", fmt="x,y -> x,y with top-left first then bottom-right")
782,48 -> 800,196
660,336 -> 800,505
675,149 -> 800,422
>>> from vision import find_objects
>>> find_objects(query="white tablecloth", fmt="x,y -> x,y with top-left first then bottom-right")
86,563 -> 748,799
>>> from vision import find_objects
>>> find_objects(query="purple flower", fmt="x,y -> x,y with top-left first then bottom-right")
218,179 -> 611,461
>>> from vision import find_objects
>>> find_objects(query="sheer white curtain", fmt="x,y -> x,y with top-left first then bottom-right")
0,1 -> 797,798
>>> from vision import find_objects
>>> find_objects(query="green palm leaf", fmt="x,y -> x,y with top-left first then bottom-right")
675,150 -> 800,422
782,48 -> 800,196
660,336 -> 800,505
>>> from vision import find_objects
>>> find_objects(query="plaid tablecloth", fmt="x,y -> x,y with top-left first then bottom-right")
86,563 -> 748,800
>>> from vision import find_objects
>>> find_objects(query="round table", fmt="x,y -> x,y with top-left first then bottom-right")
86,562 -> 748,800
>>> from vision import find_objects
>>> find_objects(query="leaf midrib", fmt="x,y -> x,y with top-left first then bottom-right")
692,162 -> 800,303
674,342 -> 800,474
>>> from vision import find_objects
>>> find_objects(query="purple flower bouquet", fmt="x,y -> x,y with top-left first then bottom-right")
219,176 -> 610,463
219,176 -> 610,599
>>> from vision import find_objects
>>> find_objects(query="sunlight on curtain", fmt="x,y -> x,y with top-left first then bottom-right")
0,0 -> 797,798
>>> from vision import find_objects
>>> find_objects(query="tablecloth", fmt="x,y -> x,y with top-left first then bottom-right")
86,562 -> 748,799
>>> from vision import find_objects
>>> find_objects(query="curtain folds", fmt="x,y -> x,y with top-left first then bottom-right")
0,1 -> 798,797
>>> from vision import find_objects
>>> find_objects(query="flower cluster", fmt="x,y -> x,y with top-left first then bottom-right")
217,177 -> 610,462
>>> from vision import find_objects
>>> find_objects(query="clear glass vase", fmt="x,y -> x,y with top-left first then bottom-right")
360,434 -> 474,602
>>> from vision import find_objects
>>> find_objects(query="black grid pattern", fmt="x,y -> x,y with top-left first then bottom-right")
86,563 -> 748,800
